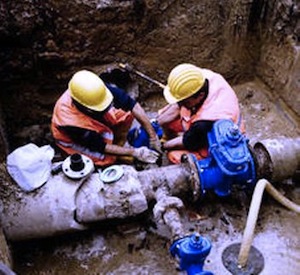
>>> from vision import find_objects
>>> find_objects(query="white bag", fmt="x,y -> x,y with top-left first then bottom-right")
6,143 -> 55,192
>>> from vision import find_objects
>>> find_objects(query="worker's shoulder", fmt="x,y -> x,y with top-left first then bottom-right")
201,68 -> 224,80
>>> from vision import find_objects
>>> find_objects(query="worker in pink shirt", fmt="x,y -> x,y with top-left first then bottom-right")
157,63 -> 245,164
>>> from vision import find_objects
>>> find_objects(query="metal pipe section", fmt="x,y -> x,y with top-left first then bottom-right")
1,174 -> 88,241
1,135 -> 299,242
153,186 -> 185,241
163,209 -> 185,241
0,161 -> 197,241
137,159 -> 199,200
253,137 -> 300,182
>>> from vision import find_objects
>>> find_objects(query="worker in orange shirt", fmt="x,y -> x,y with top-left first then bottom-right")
51,70 -> 161,167
157,63 -> 245,164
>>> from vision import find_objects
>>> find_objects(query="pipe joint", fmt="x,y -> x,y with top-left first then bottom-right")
153,195 -> 184,224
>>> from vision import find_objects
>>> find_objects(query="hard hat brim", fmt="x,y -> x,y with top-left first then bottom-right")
164,65 -> 205,104
163,85 -> 180,104
89,87 -> 113,112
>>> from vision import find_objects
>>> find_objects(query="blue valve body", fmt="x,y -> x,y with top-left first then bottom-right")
129,119 -> 256,196
127,120 -> 163,148
194,120 -> 256,197
170,234 -> 213,275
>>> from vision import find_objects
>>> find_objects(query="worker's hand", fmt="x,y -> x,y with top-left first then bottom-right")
133,147 -> 160,163
149,136 -> 163,154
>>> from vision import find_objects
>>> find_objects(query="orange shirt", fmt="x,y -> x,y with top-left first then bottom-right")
51,90 -> 131,166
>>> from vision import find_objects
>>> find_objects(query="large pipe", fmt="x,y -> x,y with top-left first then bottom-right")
0,136 -> 299,241
0,160 -> 197,241
253,137 -> 300,182
138,159 -> 199,200
236,138 -> 300,268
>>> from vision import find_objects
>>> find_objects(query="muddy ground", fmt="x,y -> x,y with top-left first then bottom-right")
2,79 -> 299,275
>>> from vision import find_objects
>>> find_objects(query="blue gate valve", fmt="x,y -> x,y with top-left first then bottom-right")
192,119 -> 256,197
170,233 -> 213,275
127,119 -> 163,148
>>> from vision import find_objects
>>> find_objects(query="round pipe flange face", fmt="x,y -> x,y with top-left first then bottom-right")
222,243 -> 264,275
100,165 -> 124,183
62,154 -> 94,179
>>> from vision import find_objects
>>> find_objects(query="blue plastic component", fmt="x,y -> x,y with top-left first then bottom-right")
194,119 -> 256,197
127,120 -> 163,148
170,233 -> 213,275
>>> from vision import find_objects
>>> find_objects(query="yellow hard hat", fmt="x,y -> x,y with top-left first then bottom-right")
69,70 -> 113,112
163,63 -> 205,104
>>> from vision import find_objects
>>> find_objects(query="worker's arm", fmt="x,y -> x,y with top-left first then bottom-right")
104,143 -> 134,156
58,126 -> 106,152
162,120 -> 214,151
182,120 -> 214,150
59,125 -> 159,163
106,83 -> 156,139
104,143 -> 159,163
132,102 -> 163,154
162,135 -> 184,150
132,102 -> 157,140
92,139 -> 144,161
156,103 -> 180,126
107,83 -> 162,153
59,126 -> 134,156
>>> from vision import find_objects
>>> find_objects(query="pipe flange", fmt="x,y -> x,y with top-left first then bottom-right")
62,154 -> 94,180
181,154 -> 201,201
100,165 -> 124,183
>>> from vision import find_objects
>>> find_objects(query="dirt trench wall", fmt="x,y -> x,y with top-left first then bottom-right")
0,0 -> 299,155
0,0 -> 255,153
0,0 -> 256,83
253,0 -> 300,118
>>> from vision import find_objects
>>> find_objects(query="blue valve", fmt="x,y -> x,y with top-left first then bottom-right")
127,120 -> 163,148
170,233 -> 213,275
193,119 -> 256,197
